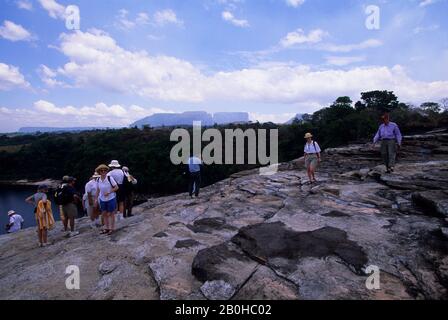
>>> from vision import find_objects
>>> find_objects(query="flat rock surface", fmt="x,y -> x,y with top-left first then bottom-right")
0,132 -> 447,300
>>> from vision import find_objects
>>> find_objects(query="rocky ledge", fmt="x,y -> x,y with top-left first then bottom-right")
0,131 -> 447,300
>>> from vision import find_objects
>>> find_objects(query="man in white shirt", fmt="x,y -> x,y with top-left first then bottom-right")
107,160 -> 125,218
84,172 -> 101,228
6,210 -> 24,233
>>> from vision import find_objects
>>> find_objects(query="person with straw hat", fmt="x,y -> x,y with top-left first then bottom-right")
83,172 -> 101,229
6,210 -> 24,234
304,132 -> 321,184
107,160 -> 125,220
95,164 -> 119,235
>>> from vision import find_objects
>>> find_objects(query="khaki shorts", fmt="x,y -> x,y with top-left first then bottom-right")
305,154 -> 319,169
62,203 -> 78,219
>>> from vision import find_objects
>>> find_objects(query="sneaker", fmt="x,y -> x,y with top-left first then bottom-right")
69,231 -> 80,237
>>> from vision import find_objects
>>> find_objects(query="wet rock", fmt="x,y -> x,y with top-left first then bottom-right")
175,239 -> 201,249
322,210 -> 351,217
153,232 -> 168,238
192,242 -> 258,299
232,222 -> 368,274
412,190 -> 448,217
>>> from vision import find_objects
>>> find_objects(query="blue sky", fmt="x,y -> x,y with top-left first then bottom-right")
0,0 -> 447,132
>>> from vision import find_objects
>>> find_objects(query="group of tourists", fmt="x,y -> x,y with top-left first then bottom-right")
5,114 -> 402,245
4,160 -> 138,247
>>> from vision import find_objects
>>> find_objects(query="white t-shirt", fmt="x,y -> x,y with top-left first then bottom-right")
96,176 -> 118,202
84,179 -> 98,207
304,141 -> 321,154
108,169 -> 124,185
8,214 -> 24,233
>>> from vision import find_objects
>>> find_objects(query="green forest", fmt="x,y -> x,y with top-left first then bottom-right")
1,90 -> 447,196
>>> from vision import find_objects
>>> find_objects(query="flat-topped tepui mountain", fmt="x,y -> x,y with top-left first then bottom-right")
0,131 -> 447,300
130,111 -> 250,128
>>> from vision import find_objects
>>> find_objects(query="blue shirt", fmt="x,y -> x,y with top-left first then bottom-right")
373,122 -> 403,145
188,157 -> 202,173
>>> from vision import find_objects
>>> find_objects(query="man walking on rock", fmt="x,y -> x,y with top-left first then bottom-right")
373,113 -> 403,173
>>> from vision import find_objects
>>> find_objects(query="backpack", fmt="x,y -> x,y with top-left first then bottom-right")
54,185 -> 72,205
121,171 -> 134,196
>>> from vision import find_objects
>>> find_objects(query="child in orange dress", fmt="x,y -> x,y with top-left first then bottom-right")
36,199 -> 55,247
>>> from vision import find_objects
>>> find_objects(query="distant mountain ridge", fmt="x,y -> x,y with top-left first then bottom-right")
131,111 -> 250,128
18,127 -> 118,134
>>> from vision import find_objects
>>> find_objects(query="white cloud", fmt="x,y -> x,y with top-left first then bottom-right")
0,101 -> 174,130
222,11 -> 249,28
56,29 -> 204,102
32,100 -> 172,126
136,12 -> 150,25
16,0 -> 33,10
0,62 -> 30,90
285,0 -> 305,8
250,112 -> 296,124
419,0 -> 438,7
413,24 -> 439,34
319,39 -> 383,53
325,56 -> 366,66
51,30 -> 448,107
38,0 -> 66,19
38,64 -> 67,87
280,28 -> 327,47
0,20 -> 33,42
115,10 -> 151,30
154,9 -> 183,27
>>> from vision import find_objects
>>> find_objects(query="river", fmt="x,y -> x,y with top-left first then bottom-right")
0,185 -> 61,235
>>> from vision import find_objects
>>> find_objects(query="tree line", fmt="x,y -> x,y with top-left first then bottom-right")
0,90 -> 447,196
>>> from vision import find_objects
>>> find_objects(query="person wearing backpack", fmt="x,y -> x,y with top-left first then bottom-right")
55,176 -> 80,237
122,166 -> 138,218
95,164 -> 119,235
304,133 -> 322,184
107,160 -> 125,220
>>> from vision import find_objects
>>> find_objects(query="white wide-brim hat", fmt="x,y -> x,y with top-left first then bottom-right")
108,160 -> 121,168
8,210 -> 15,216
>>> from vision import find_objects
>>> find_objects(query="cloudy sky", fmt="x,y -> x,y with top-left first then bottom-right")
0,0 -> 447,132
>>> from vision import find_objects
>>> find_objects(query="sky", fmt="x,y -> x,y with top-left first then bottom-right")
0,0 -> 447,132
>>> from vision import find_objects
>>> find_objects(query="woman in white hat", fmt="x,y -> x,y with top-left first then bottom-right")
6,210 -> 24,234
304,133 -> 321,184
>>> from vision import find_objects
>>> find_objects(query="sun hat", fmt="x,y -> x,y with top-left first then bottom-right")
108,160 -> 121,168
92,172 -> 101,179
304,133 -> 313,139
8,210 -> 15,216
96,164 -> 110,172
62,175 -> 70,182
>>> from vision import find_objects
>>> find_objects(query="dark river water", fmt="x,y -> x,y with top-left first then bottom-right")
0,186 -> 61,235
